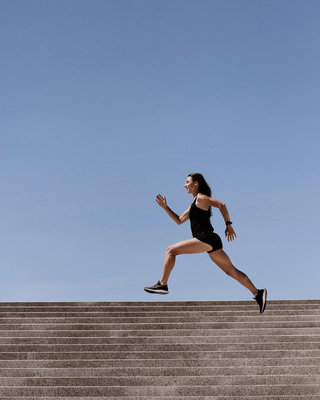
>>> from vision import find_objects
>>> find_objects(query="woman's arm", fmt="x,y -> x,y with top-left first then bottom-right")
156,194 -> 190,225
197,194 -> 237,241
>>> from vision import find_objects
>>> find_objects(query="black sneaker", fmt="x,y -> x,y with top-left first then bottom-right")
254,289 -> 267,313
144,280 -> 169,295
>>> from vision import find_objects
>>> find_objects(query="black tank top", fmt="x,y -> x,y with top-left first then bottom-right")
189,196 -> 214,239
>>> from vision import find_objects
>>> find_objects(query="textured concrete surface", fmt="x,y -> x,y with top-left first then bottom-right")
0,299 -> 319,398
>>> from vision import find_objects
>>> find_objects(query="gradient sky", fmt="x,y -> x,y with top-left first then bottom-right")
1,0 -> 319,302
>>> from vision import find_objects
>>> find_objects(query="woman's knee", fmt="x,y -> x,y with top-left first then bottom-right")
228,267 -> 248,282
166,245 -> 178,257
223,265 -> 237,277
215,260 -> 238,278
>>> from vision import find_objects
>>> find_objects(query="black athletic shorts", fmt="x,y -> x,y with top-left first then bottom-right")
196,232 -> 223,253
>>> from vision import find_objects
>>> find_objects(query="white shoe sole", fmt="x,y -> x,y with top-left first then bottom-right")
144,288 -> 168,294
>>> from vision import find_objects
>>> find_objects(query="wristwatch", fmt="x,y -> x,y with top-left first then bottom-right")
226,221 -> 232,225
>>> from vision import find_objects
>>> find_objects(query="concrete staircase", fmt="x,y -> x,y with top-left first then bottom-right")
0,300 -> 319,399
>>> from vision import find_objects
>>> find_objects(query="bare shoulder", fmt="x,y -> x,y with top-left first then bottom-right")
197,193 -> 222,208
196,193 -> 209,204
196,194 -> 210,210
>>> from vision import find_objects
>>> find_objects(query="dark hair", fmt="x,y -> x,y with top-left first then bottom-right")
188,173 -> 212,197
188,173 -> 212,216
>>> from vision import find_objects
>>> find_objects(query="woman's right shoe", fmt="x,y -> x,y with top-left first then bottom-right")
144,280 -> 169,294
254,288 -> 267,313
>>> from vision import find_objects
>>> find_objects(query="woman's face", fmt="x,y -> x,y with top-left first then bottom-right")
184,176 -> 198,195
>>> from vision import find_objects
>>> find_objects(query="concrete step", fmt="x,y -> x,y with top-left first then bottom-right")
1,365 -> 320,377
0,300 -> 319,398
2,350 -> 320,361
1,321 -> 320,332
0,326 -> 319,337
1,342 -> 320,354
0,299 -> 319,306
1,374 -> 320,386
2,315 -> 320,324
3,397 -> 320,400
1,333 -> 319,344
1,356 -> 320,369
1,308 -> 320,316
0,384 -> 319,397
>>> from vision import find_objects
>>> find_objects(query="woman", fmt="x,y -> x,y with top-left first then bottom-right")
144,173 -> 267,313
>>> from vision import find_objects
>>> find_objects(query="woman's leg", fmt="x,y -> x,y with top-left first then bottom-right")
208,249 -> 258,297
160,238 -> 211,285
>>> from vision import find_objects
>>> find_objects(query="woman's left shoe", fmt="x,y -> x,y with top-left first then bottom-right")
144,281 -> 169,294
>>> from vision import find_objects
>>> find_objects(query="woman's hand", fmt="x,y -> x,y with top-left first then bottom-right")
225,225 -> 237,242
156,194 -> 167,209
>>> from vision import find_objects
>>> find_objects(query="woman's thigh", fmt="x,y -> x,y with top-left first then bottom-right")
168,238 -> 212,256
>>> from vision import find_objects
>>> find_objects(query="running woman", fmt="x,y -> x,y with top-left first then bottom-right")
144,173 -> 267,313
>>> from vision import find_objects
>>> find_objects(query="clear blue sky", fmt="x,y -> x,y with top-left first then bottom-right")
1,0 -> 319,301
